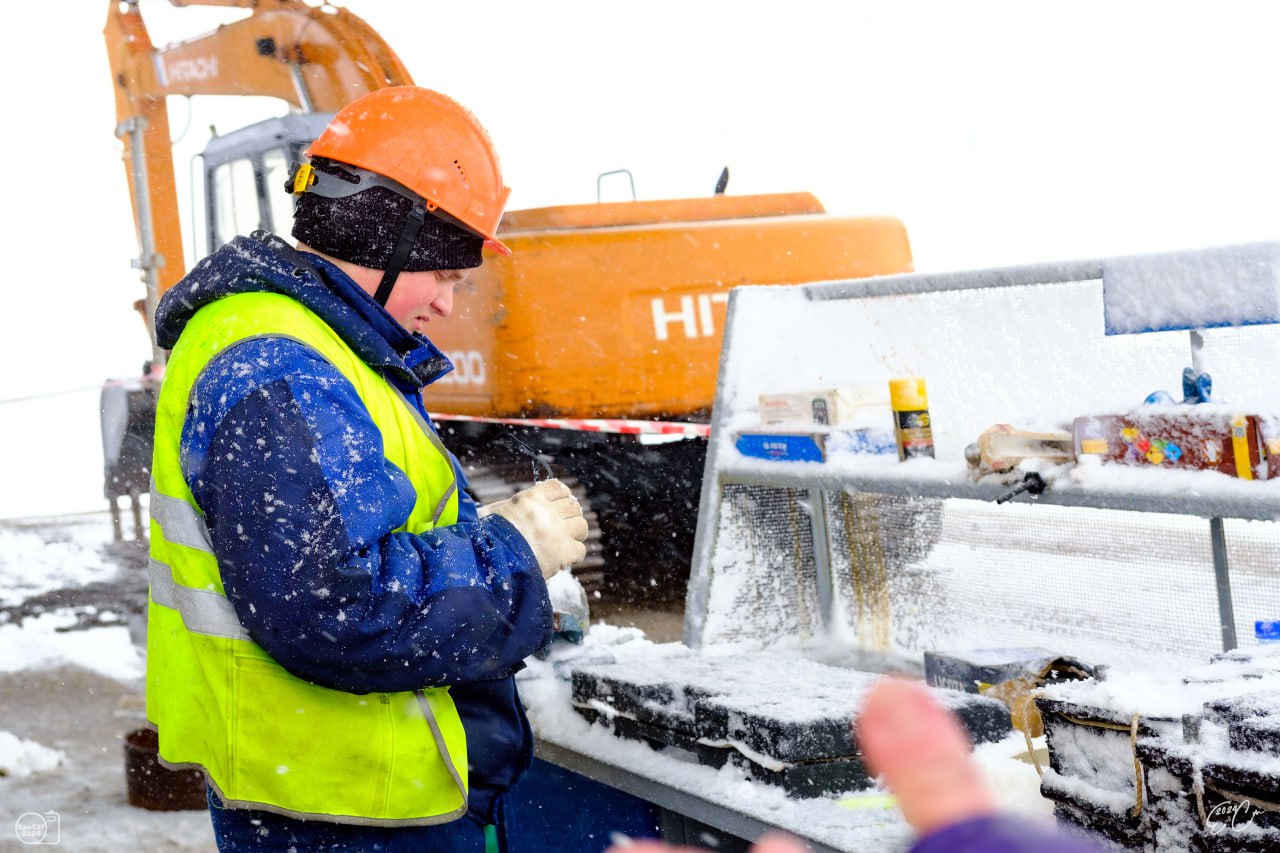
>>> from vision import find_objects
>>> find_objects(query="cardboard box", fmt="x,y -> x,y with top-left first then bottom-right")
759,385 -> 890,429
1072,410 -> 1280,480
735,428 -> 895,463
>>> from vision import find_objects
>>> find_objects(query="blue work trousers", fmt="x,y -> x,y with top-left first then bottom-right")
208,786 -> 507,852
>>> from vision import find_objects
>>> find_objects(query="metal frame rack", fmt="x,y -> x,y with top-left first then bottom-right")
686,246 -> 1280,658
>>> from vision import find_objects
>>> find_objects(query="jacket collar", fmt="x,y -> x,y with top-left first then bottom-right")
155,231 -> 454,388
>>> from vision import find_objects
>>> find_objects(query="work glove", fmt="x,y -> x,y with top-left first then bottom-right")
479,479 -> 588,579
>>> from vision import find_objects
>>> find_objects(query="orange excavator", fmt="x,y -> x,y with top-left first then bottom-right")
105,0 -> 914,600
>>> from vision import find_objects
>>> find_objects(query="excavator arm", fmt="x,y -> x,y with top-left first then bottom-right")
104,0 -> 412,360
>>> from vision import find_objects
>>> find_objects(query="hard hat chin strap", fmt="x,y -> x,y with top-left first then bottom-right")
373,204 -> 427,307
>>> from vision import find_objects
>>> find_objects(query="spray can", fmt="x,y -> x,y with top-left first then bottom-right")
889,377 -> 935,461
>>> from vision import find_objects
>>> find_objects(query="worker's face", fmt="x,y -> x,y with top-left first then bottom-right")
383,268 -> 467,332
295,243 -> 469,332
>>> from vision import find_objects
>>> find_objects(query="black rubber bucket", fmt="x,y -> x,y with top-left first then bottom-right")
123,728 -> 208,810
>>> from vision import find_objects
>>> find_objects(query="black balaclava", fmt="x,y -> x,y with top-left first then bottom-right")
291,157 -> 484,273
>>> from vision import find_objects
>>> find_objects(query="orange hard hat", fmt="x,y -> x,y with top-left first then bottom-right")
307,86 -> 512,256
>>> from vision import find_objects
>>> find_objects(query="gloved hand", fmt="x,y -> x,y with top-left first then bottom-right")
478,479 -> 588,579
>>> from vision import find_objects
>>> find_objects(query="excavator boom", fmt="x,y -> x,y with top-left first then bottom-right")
104,0 -> 412,359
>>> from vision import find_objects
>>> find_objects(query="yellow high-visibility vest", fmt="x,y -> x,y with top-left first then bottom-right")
147,291 -> 467,824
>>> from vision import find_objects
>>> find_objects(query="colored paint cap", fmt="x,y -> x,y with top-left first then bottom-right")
889,377 -> 929,411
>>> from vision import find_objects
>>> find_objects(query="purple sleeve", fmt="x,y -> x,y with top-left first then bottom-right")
911,815 -> 1107,853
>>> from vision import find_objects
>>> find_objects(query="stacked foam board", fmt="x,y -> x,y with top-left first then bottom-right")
1037,646 -> 1280,852
568,648 -> 1012,799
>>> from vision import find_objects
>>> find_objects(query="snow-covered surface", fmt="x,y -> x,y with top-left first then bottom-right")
1101,242 -> 1280,335
0,515 -> 143,681
1040,765 -> 1138,821
0,731 -> 64,779
725,437 -> 1280,504
0,523 -> 118,606
521,629 -> 1055,852
695,474 -> 1280,669
692,261 -> 1280,667
0,611 -> 142,681
714,277 -> 1280,466
1039,644 -> 1280,720
524,635 -> 919,852
567,641 -> 886,729
1035,645 -> 1280,851
547,568 -> 591,625
0,514 -> 216,852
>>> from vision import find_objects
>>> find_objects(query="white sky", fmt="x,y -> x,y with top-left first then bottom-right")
3,0 -> 1280,517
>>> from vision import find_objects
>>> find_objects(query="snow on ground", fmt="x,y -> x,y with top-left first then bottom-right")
0,610 -> 142,681
1,663 -> 218,852
0,511 -> 217,852
0,731 -> 64,779
0,523 -> 117,607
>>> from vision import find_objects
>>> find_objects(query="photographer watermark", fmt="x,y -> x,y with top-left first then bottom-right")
1205,799 -> 1262,836
14,811 -> 60,846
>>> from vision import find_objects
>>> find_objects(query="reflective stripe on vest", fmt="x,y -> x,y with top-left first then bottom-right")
149,489 -> 215,554
148,479 -> 456,642
147,291 -> 467,825
149,558 -> 249,642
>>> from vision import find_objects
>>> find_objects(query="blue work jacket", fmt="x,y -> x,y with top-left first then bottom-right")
154,231 -> 552,821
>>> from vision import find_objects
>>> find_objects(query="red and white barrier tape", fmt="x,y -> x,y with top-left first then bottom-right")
429,412 -> 711,438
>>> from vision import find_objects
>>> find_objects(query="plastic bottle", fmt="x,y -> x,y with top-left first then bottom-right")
1256,620 -> 1280,644
889,377 -> 935,461
547,570 -> 590,645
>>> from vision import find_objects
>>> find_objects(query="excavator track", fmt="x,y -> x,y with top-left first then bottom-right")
444,422 -> 704,607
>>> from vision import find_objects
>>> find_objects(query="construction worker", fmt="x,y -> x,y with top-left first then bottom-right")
146,86 -> 588,851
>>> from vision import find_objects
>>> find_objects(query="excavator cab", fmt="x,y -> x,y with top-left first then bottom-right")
198,112 -> 333,255
99,114 -> 335,533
